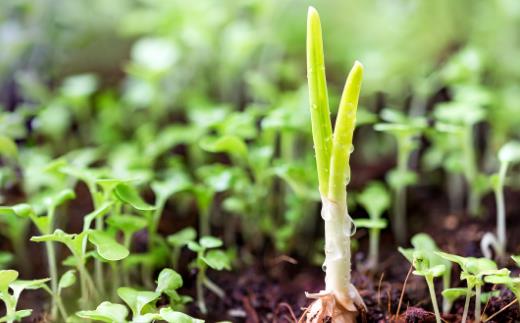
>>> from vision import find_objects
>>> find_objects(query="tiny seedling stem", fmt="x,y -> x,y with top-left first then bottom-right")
475,284 -> 482,323
426,276 -> 441,323
496,162 -> 508,253
461,285 -> 471,323
394,144 -> 409,244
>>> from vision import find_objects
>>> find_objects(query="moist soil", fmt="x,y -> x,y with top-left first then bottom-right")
5,181 -> 520,322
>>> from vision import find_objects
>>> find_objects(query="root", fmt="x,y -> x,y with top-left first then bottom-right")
300,285 -> 365,323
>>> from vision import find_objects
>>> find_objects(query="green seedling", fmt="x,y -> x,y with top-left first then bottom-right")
399,234 -> 452,314
0,189 -> 75,319
77,268 -> 200,323
412,251 -> 445,323
433,100 -> 487,216
481,141 -> 520,259
374,108 -> 426,244
484,256 -> 520,308
304,7 -> 365,322
442,288 -> 474,314
354,181 -> 390,270
194,165 -> 234,236
0,270 -> 51,323
188,236 -> 231,314
167,227 -> 197,270
436,251 -> 505,323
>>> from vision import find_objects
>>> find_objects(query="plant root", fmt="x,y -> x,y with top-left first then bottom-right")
300,285 -> 365,323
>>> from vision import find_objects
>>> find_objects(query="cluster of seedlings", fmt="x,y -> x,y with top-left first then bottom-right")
1,3 -> 520,323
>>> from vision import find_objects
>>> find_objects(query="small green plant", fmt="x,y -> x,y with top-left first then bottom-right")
0,270 -> 50,323
441,288 -> 473,314
167,227 -> 197,270
481,141 -> 520,259
304,6 -> 365,322
484,256 -> 520,309
77,268 -> 202,322
187,236 -> 231,314
399,234 -> 451,322
436,251 -> 505,323
374,109 -> 426,244
433,100 -> 487,216
354,181 -> 390,270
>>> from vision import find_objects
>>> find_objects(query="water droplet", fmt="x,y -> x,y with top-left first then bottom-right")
322,263 -> 327,272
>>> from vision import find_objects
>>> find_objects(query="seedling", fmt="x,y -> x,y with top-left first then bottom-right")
436,251 -> 505,323
0,189 -> 75,319
481,141 -> 520,259
187,236 -> 231,314
442,288 -> 473,314
354,181 -> 390,270
433,100 -> 487,216
484,256 -> 520,308
399,234 -> 451,320
167,227 -> 197,270
374,108 -> 426,244
304,7 -> 365,322
77,268 -> 201,323
0,270 -> 51,323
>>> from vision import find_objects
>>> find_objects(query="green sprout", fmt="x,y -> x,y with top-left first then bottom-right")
433,99 -> 487,216
77,268 -> 201,323
481,141 -> 520,259
167,227 -> 197,270
0,270 -> 51,323
374,108 -> 427,244
399,234 -> 451,320
354,181 -> 390,270
304,6 -> 365,321
0,189 -> 75,319
441,288 -> 474,315
484,256 -> 520,308
187,236 -> 231,314
435,251 -> 505,323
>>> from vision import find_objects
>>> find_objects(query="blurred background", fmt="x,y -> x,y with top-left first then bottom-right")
2,0 -> 520,261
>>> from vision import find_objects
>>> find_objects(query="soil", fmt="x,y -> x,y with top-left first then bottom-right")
5,174 -> 520,323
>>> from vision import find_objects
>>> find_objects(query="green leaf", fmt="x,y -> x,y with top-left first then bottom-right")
43,189 -> 76,209
156,268 -> 183,294
202,250 -> 231,271
107,214 -> 147,235
0,270 -> 18,291
30,229 -> 76,244
83,202 -> 113,231
428,264 -> 446,278
167,227 -> 197,247
0,135 -> 17,158
88,230 -> 129,261
199,135 -> 248,160
159,307 -> 204,323
0,310 -> 32,322
353,218 -> 387,229
117,287 -> 160,316
499,141 -> 520,164
114,183 -> 155,211
77,301 -> 129,323
10,278 -> 50,300
398,247 -> 414,264
0,204 -> 34,218
199,236 -> 223,249
58,270 -> 76,291
151,174 -> 192,201
442,288 -> 472,302
357,182 -> 390,219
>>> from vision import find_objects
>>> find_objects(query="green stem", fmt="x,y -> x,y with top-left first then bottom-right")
426,277 -> 441,323
461,285 -> 472,323
393,143 -> 409,244
196,268 -> 207,314
496,162 -> 508,255
45,240 -> 59,318
475,284 -> 481,323
463,125 -> 479,216
368,228 -> 380,268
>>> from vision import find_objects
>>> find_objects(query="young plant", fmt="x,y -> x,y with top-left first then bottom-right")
76,268 -> 201,323
0,270 -> 50,323
0,189 -> 75,319
441,288 -> 473,315
484,256 -> 520,308
436,251 -> 505,323
354,181 -> 390,270
187,236 -> 231,314
399,234 -> 452,313
167,227 -> 197,270
374,109 -> 427,244
433,101 -> 487,216
304,7 -> 365,322
481,141 -> 520,259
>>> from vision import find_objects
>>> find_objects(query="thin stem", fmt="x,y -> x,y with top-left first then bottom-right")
368,228 -> 380,268
496,162 -> 508,254
463,125 -> 479,216
475,284 -> 481,323
45,242 -> 59,318
393,143 -> 409,244
196,269 -> 207,314
426,277 -> 441,323
461,285 -> 472,323
203,277 -> 225,298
